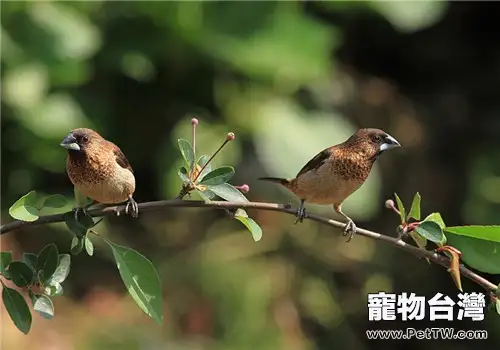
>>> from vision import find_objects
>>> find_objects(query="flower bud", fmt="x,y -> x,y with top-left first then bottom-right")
236,184 -> 250,193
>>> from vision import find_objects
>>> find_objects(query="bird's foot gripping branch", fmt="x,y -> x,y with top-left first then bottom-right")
1,119 -> 500,335
0,118 -> 261,335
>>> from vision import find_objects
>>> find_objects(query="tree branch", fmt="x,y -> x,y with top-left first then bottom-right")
1,199 -> 497,293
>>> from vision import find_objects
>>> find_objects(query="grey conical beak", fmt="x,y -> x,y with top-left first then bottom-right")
60,133 -> 80,151
380,134 -> 401,152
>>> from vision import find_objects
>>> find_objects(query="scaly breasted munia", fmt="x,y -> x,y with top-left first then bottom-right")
259,128 -> 400,241
60,128 -> 139,218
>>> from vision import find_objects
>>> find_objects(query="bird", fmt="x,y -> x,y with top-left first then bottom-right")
60,128 -> 139,220
259,128 -> 401,242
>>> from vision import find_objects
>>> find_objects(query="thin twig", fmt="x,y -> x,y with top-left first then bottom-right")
0,199 -> 497,293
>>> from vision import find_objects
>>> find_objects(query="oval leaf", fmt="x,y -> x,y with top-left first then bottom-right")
85,236 -> 94,256
414,221 -> 446,245
9,190 -> 40,222
49,254 -> 71,284
8,261 -> 34,287
178,139 -> 195,168
394,193 -> 406,223
208,183 -> 249,203
36,244 -> 59,284
70,236 -> 84,255
423,212 -> 446,229
32,294 -> 55,320
196,188 -> 216,202
178,167 -> 190,183
445,225 -> 500,274
235,214 -> 263,242
64,211 -> 96,237
42,194 -> 68,209
107,242 -> 163,324
2,285 -> 32,334
22,253 -> 38,272
199,166 -> 235,186
0,251 -> 13,276
408,192 -> 421,221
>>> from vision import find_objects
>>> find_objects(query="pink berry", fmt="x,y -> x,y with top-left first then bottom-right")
238,184 -> 250,193
227,132 -> 235,141
191,118 -> 199,126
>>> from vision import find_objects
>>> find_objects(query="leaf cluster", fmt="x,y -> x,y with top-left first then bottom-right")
1,244 -> 70,334
390,192 -> 500,311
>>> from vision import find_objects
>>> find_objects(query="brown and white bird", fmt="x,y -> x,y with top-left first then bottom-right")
60,128 -> 139,218
259,128 -> 400,241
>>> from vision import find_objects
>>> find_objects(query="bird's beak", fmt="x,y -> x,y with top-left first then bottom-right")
60,133 -> 80,151
380,134 -> 401,152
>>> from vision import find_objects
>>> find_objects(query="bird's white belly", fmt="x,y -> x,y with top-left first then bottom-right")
73,167 -> 135,204
293,167 -> 363,205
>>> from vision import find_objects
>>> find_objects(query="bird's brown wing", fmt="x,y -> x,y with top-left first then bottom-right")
114,148 -> 134,173
296,148 -> 332,178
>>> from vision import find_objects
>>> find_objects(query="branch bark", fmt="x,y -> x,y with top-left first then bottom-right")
1,199 -> 497,293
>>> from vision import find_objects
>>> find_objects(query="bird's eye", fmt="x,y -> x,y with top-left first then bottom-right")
371,134 -> 383,143
81,135 -> 89,143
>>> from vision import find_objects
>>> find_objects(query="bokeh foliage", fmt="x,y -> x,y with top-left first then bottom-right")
2,1 -> 500,349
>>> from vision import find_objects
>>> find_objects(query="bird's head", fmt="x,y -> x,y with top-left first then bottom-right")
60,128 -> 103,153
346,128 -> 401,161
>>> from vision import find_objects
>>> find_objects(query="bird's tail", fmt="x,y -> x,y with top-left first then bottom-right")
258,177 -> 293,188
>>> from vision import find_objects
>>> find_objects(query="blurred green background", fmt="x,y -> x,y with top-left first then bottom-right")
2,1 -> 500,349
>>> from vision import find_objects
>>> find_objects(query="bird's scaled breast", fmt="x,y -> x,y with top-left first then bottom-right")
67,156 -> 135,204
292,158 -> 368,204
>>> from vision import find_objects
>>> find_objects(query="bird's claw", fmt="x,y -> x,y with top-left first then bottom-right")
73,207 -> 86,222
294,206 -> 307,224
125,197 -> 139,218
343,219 -> 357,242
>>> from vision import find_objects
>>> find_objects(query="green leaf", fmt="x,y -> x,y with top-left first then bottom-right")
2,285 -> 32,334
197,155 -> 212,181
49,254 -> 71,284
8,261 -> 34,287
42,194 -> 68,209
8,190 -> 40,222
36,244 -> 59,284
64,211 -> 96,237
234,210 -> 263,242
31,294 -> 55,320
0,251 -> 13,276
414,221 -> 446,245
445,225 -> 500,274
208,183 -> 249,203
422,212 -> 446,229
199,166 -> 235,186
407,192 -> 421,221
70,236 -> 84,255
22,253 -> 38,272
44,282 -> 63,297
394,193 -> 406,223
178,139 -> 195,169
408,231 -> 427,249
107,242 -> 163,324
196,188 -> 216,202
84,236 -> 94,256
495,298 -> 500,315
178,167 -> 190,183
446,225 -> 500,243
